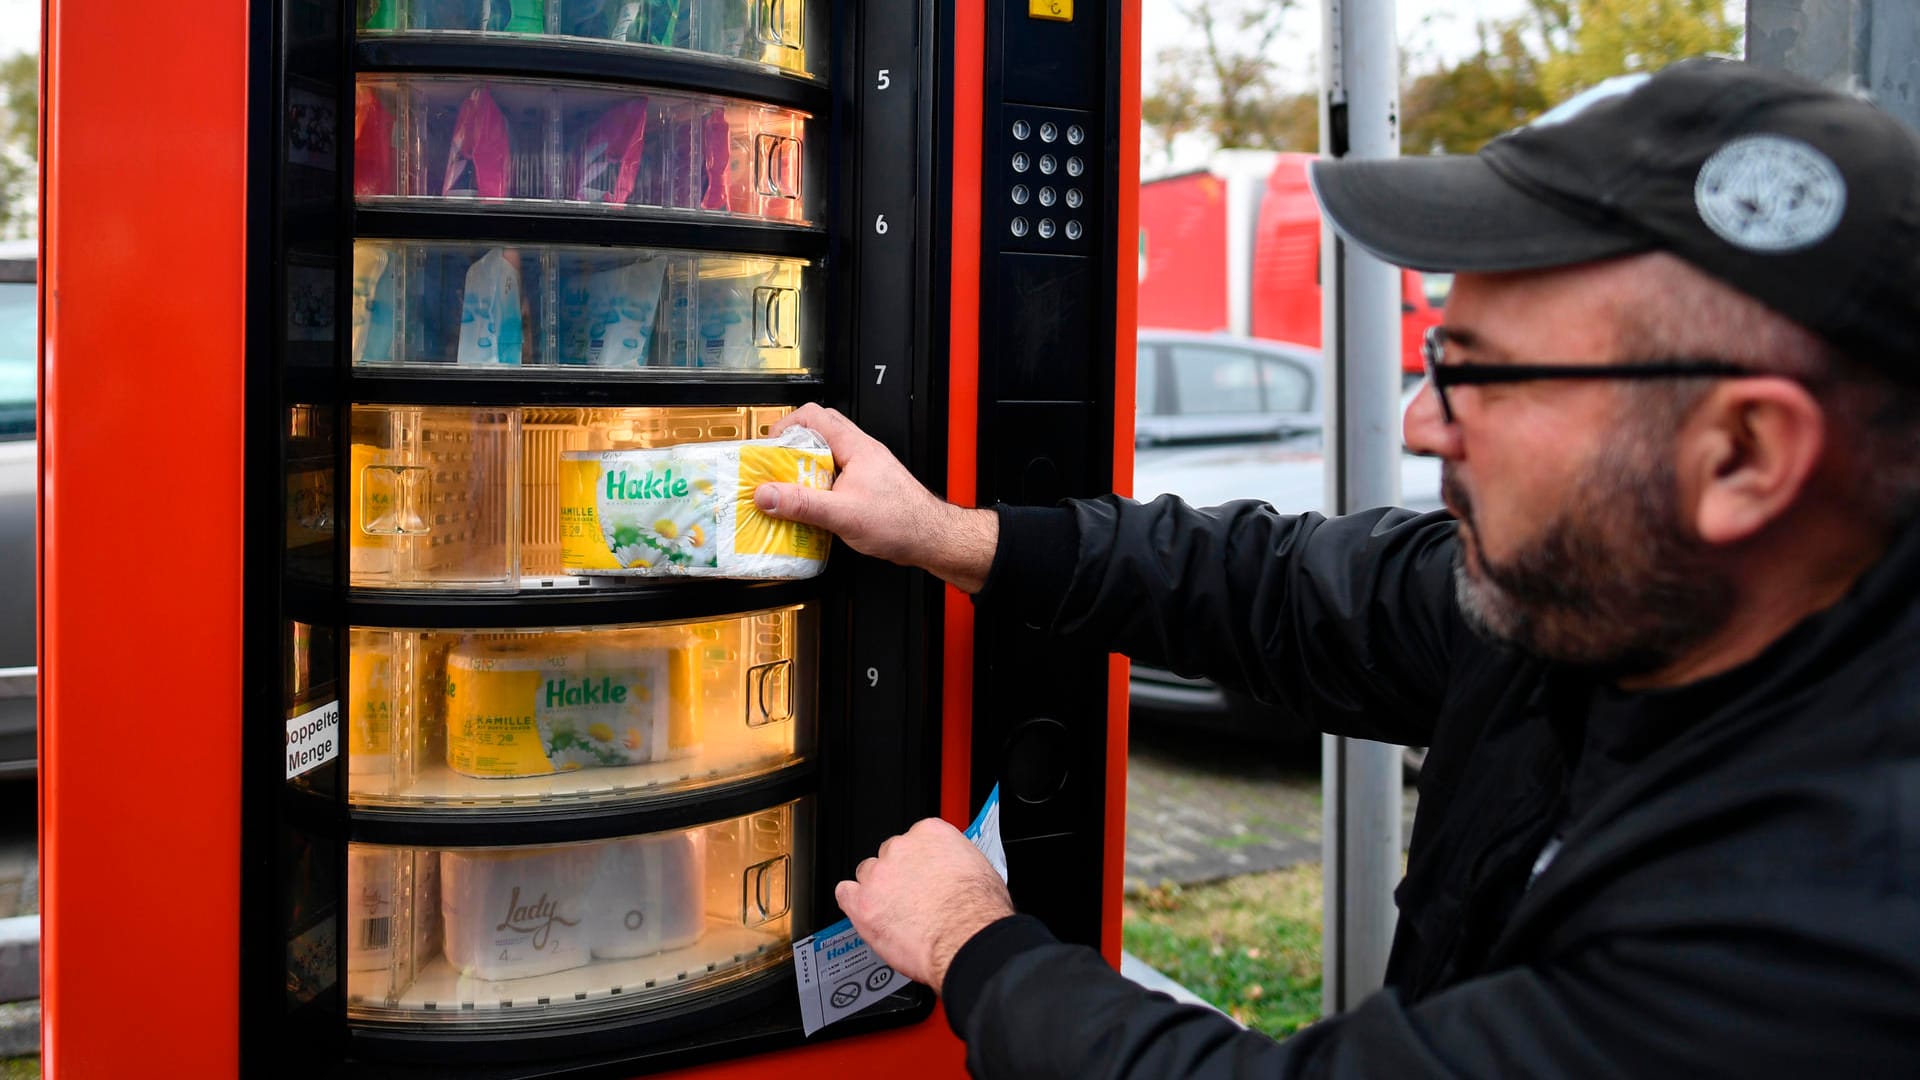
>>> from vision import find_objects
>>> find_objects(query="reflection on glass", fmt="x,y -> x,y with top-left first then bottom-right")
357,0 -> 817,77
348,607 -> 813,810
347,801 -> 807,1028
352,240 -> 817,375
349,404 -> 795,589
354,76 -> 816,226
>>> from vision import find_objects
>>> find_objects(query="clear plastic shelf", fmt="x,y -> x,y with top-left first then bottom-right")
350,405 -> 810,590
356,75 -> 816,225
353,240 -> 817,374
347,800 -> 807,1028
348,605 -> 813,808
357,0 -> 816,79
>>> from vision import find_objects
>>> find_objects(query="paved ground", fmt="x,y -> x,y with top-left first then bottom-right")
1124,723 -> 1417,895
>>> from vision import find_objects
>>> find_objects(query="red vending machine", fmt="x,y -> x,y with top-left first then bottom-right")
40,0 -> 1138,1075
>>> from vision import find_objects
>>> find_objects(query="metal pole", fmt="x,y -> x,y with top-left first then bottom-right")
1318,0 -> 1403,1016
1747,0 -> 1920,132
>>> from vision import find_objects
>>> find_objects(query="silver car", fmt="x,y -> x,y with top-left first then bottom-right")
1135,329 -> 1323,447
0,239 -> 35,779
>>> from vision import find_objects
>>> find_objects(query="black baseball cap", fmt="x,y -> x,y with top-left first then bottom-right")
1308,58 -> 1920,371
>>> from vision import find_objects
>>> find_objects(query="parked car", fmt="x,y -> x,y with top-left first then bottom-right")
0,238 -> 36,780
1128,329 -> 1443,758
1135,329 -> 1323,446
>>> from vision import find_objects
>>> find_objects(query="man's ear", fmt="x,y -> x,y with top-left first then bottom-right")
1682,378 -> 1826,546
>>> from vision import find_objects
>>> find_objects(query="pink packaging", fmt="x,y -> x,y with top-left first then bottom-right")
575,99 -> 651,204
699,109 -> 732,212
443,86 -> 512,199
354,85 -> 396,198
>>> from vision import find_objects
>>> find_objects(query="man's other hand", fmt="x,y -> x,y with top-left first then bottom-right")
836,817 -> 1015,991
753,404 -> 999,592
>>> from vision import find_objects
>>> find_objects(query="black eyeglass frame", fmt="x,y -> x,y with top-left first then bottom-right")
1421,325 -> 1756,423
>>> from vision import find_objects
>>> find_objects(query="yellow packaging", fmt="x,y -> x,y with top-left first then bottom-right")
347,630 -> 393,777
560,427 -> 833,578
444,633 -> 698,779
349,443 -> 391,574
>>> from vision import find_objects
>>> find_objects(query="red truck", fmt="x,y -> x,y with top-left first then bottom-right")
1139,150 -> 1447,375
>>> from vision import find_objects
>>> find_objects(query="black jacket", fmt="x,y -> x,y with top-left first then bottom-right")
942,496 -> 1920,1078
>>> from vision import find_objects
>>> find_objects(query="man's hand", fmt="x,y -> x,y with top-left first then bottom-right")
754,404 -> 999,593
836,818 -> 1014,990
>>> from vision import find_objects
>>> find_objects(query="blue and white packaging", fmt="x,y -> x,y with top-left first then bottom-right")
792,786 -> 1006,1036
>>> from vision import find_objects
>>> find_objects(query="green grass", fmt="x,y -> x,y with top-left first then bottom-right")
0,1057 -> 38,1079
1121,864 -> 1323,1037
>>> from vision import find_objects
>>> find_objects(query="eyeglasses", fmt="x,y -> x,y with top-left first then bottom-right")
1421,325 -> 1755,423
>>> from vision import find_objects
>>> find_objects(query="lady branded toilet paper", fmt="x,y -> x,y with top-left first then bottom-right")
587,832 -> 708,960
441,844 -> 598,981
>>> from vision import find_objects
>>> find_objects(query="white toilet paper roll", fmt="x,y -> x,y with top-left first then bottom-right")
587,832 -> 709,960
441,845 -> 598,981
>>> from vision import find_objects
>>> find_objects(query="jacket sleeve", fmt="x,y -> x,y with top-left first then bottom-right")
943,909 -> 1920,1080
981,497 -> 1466,745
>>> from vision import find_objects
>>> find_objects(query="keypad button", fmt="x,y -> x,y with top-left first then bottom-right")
1066,156 -> 1084,177
1038,218 -> 1057,239
1038,187 -> 1057,207
1012,152 -> 1030,173
1012,120 -> 1031,141
1067,124 -> 1086,146
1039,155 -> 1057,175
1065,220 -> 1083,240
1065,188 -> 1084,209
1040,122 -> 1059,143
1011,216 -> 1030,237
1011,184 -> 1030,205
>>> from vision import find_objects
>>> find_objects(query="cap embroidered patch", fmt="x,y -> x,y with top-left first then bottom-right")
1694,135 -> 1846,253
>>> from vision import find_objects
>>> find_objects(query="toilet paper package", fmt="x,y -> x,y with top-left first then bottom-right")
587,833 -> 708,960
347,632 -> 393,777
442,845 -> 598,981
560,427 -> 833,579
347,847 -> 398,973
348,848 -> 442,974
443,633 -> 697,779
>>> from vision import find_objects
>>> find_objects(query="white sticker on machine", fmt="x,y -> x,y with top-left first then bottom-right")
793,785 -> 1007,1036
286,699 -> 341,780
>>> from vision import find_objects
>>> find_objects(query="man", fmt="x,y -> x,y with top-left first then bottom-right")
755,59 -> 1920,1076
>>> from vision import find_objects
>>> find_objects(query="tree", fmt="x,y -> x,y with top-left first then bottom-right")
1402,21 -> 1550,155
0,52 -> 34,239
1535,0 -> 1741,102
1141,0 -> 1315,162
1401,0 -> 1741,156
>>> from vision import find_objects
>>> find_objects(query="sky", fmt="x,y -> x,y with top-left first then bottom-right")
1139,0 -> 1537,169
1142,0 -> 1537,90
0,0 -> 31,58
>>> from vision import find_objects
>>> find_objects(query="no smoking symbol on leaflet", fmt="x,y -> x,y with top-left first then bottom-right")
831,982 -> 862,1009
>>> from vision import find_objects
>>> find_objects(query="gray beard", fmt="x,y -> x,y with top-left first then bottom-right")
1444,444 -> 1736,676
